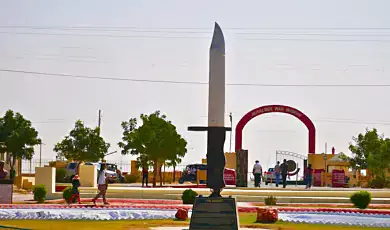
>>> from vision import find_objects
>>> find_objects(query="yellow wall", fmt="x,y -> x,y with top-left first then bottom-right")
201,152 -> 237,170
308,154 -> 336,172
131,160 -> 137,175
225,152 -> 236,170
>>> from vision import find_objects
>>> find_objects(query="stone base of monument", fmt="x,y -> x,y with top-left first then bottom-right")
0,180 -> 13,204
189,196 -> 240,230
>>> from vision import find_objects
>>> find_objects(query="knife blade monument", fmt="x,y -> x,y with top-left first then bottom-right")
188,22 -> 239,230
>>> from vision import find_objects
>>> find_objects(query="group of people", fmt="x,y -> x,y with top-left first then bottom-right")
273,160 -> 289,188
68,163 -> 110,205
252,159 -> 314,189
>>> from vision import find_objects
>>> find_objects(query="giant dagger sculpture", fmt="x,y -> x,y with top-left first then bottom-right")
188,22 -> 231,197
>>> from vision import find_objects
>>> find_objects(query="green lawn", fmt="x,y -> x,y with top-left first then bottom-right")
0,213 -> 384,230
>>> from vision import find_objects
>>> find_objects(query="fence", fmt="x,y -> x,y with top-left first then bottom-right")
21,159 -> 188,174
21,159 -> 52,174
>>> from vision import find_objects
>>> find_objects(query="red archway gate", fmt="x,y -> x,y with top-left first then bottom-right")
235,105 -> 316,154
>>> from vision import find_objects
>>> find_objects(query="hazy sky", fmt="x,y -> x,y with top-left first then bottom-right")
1,0 -> 389,170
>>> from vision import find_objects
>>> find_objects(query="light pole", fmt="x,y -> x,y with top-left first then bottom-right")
39,142 -> 45,167
229,113 -> 232,153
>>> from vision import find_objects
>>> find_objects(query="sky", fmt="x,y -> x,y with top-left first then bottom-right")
0,0 -> 389,171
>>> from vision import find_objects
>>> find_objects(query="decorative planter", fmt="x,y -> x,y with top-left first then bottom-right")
256,207 -> 279,223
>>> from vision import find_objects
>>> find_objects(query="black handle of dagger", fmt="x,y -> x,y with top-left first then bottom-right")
188,126 -> 231,197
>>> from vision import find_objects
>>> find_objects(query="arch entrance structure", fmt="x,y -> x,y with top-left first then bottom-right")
234,105 -> 316,187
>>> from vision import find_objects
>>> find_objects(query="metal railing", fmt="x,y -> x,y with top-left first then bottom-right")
20,159 -> 188,174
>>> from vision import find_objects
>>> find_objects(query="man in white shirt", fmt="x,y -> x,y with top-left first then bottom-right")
93,163 -> 109,205
253,160 -> 263,187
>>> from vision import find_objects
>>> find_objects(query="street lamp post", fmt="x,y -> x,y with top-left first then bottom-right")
323,154 -> 327,172
39,142 -> 45,167
229,113 -> 232,153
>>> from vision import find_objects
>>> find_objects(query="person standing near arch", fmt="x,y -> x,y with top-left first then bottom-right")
280,159 -> 289,188
253,160 -> 262,187
274,161 -> 281,187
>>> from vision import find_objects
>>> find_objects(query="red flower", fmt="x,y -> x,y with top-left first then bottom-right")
175,208 -> 188,220
256,208 -> 279,223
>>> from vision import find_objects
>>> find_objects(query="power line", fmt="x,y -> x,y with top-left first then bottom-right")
0,31 -> 210,40
2,26 -> 390,36
245,38 -> 390,43
198,115 -> 390,126
1,69 -> 390,87
238,32 -> 390,37
1,31 -> 390,43
2,25 -> 390,30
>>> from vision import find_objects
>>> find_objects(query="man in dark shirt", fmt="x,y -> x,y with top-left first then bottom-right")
142,166 -> 149,187
280,159 -> 289,188
0,161 -> 8,180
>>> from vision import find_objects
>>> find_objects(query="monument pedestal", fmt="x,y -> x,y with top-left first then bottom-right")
189,196 -> 240,230
0,180 -> 13,204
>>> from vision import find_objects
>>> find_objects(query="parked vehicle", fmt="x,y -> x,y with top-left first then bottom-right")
265,167 -> 278,185
65,162 -> 79,182
178,164 -> 236,185
85,162 -> 118,183
65,162 -> 118,183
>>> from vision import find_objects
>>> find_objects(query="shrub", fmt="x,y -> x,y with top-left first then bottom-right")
181,189 -> 198,204
62,187 -> 77,204
56,168 -> 67,183
264,196 -> 277,206
369,177 -> 390,189
124,174 -> 140,183
350,191 -> 371,209
32,184 -> 47,203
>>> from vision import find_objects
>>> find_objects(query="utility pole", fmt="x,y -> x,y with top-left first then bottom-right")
98,109 -> 102,136
325,142 -> 327,154
229,113 -> 233,153
39,143 -> 42,167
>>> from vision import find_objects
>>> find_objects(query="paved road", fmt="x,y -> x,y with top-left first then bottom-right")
12,193 -> 33,202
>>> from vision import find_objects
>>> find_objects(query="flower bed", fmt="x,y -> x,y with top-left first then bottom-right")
0,206 -> 389,227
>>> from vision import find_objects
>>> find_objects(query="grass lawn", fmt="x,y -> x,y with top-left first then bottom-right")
0,213 -> 385,230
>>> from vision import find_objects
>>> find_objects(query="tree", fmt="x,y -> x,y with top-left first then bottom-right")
166,155 -> 182,182
118,111 -> 187,187
0,110 -> 41,171
349,128 -> 390,180
54,120 -> 110,174
135,153 -> 152,170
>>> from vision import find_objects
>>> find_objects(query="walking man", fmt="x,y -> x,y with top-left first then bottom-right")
280,159 -> 289,188
253,160 -> 262,187
274,161 -> 281,187
92,163 -> 109,205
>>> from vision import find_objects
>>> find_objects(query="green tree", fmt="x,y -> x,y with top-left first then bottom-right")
349,128 -> 390,180
166,149 -> 186,182
118,111 -> 187,187
0,110 -> 41,171
54,120 -> 110,174
135,153 -> 152,170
